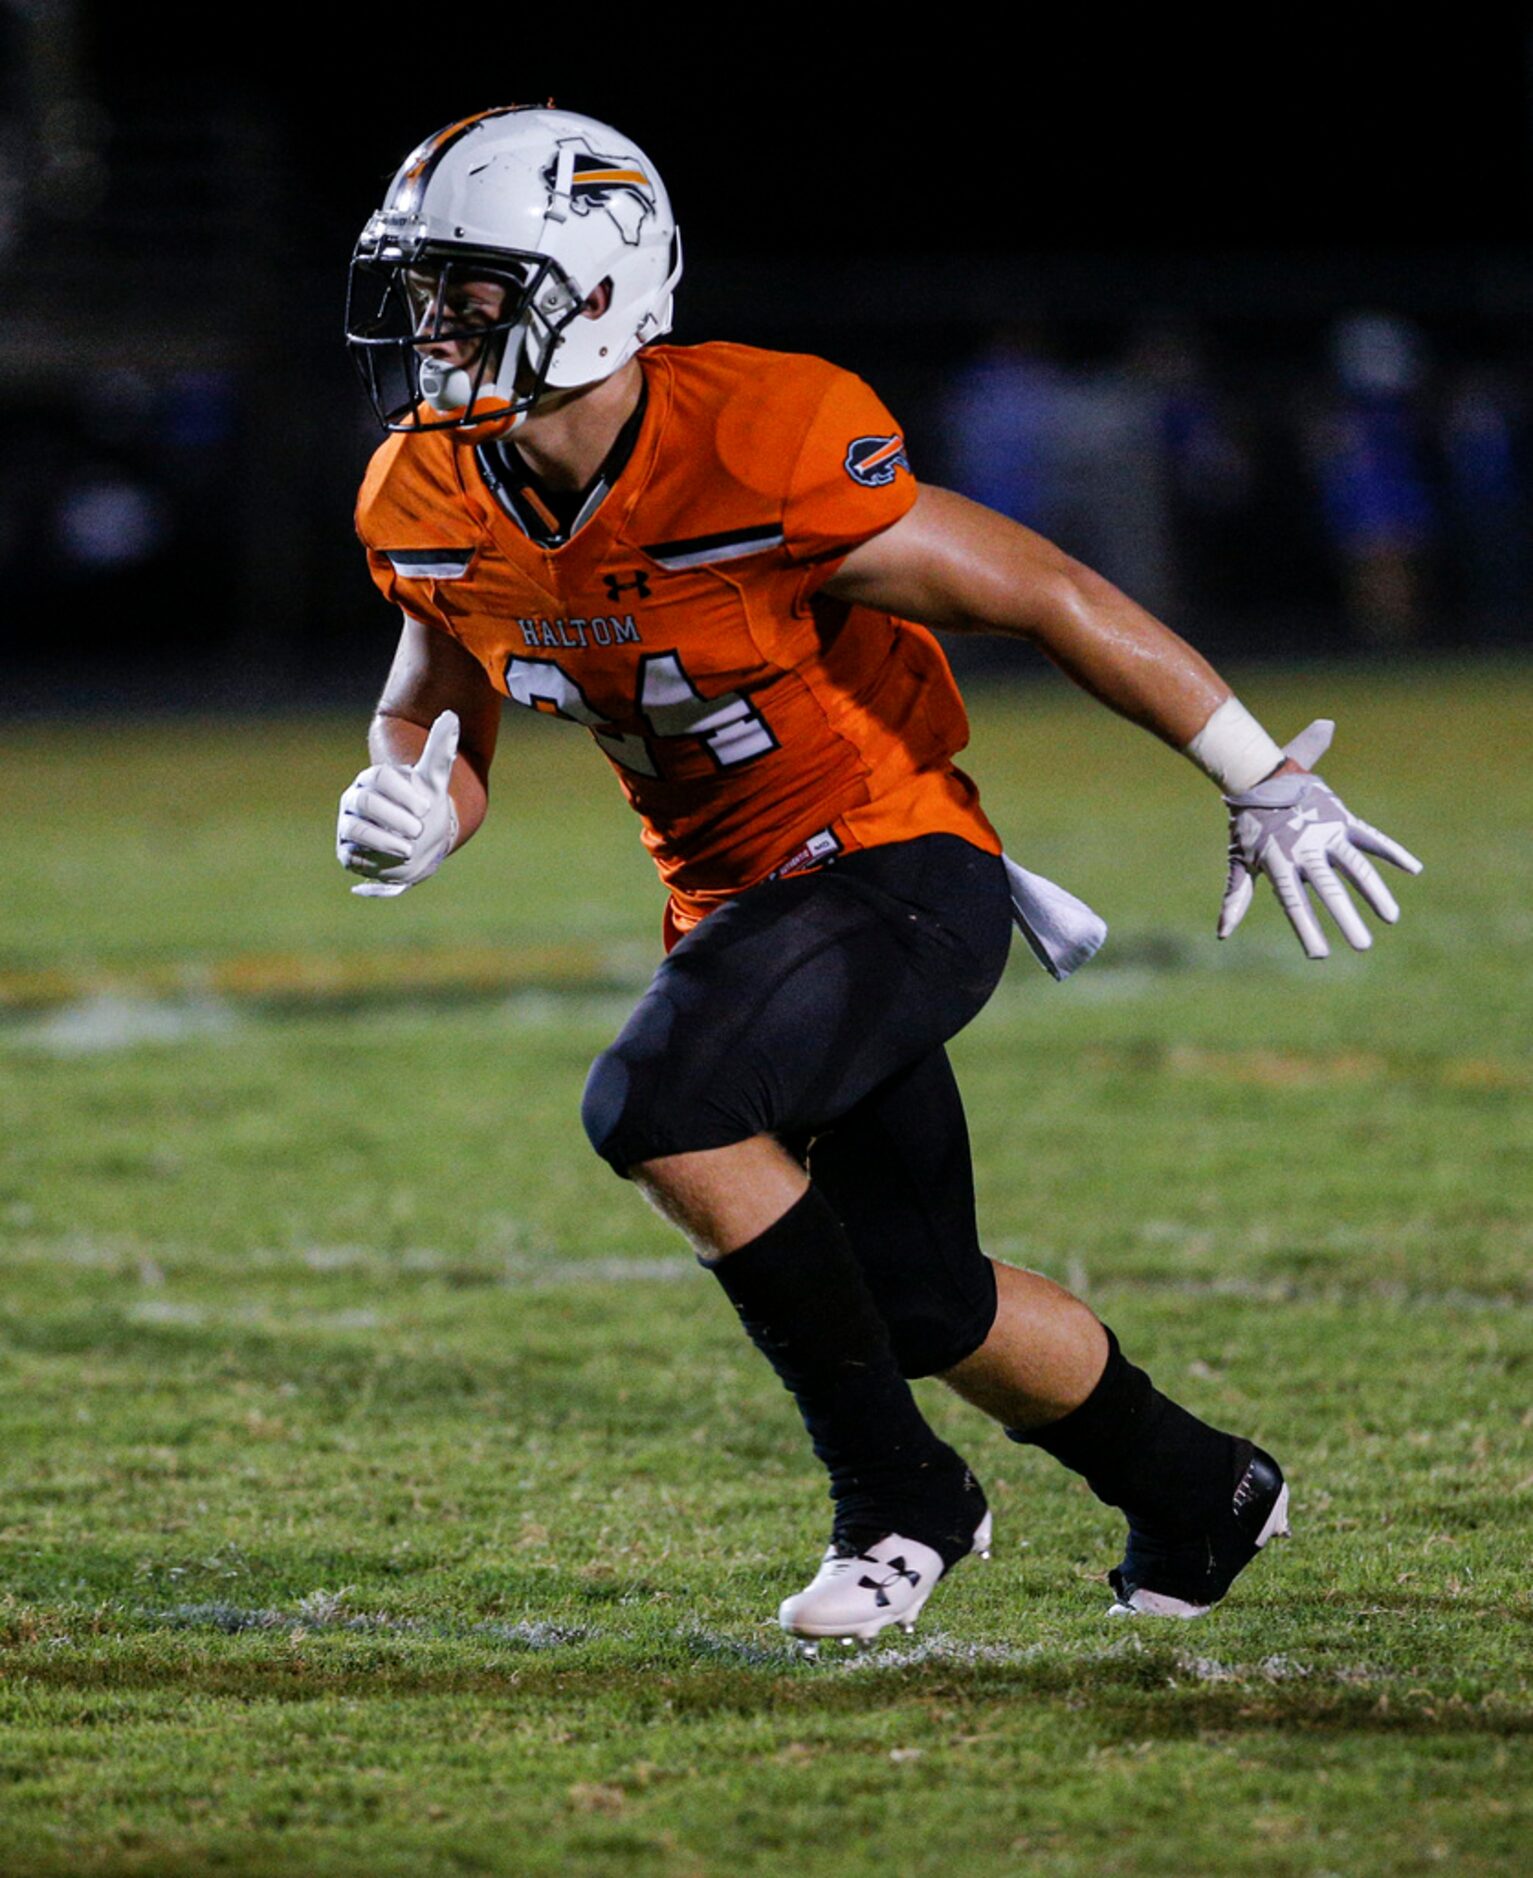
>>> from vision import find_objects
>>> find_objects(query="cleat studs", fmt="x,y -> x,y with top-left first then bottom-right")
977,1547 -> 991,1561
797,1641 -> 819,1661
898,1620 -> 916,1635
839,1635 -> 856,1648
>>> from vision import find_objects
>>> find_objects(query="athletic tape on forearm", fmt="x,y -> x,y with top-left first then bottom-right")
1182,697 -> 1285,795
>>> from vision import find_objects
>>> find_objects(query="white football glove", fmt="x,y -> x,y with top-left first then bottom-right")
1218,718 -> 1423,960
336,710 -> 461,898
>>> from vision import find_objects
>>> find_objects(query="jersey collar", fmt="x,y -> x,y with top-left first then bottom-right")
474,375 -> 649,550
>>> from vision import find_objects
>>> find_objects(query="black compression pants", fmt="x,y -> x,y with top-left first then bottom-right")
581,834 -> 1015,1377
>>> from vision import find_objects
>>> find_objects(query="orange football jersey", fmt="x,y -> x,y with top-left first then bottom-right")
356,342 -> 1000,935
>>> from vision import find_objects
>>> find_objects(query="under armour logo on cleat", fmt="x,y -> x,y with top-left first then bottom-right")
857,1559 -> 921,1608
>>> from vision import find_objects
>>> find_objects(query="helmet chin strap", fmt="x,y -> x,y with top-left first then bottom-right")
418,355 -> 513,417
416,302 -> 557,427
415,354 -> 528,442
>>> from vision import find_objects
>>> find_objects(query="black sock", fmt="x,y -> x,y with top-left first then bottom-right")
708,1185 -> 980,1559
1009,1328 -> 1243,1537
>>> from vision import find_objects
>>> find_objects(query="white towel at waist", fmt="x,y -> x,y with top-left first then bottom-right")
1002,854 -> 1108,982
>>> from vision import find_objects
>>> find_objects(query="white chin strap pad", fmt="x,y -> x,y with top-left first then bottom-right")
417,355 -> 510,416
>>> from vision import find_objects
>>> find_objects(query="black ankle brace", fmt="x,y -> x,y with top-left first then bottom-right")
1008,1327 -> 1242,1536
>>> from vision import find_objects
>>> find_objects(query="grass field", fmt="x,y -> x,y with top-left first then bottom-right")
1,661 -> 1529,1876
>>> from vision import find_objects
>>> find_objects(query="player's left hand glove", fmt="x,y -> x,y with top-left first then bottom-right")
337,710 -> 460,898
1218,718 -> 1423,960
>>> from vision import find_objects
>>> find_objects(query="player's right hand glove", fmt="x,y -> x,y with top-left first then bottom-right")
1218,718 -> 1423,960
336,710 -> 460,899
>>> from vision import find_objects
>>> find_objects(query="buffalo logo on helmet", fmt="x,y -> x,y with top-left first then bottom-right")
542,137 -> 657,246
844,434 -> 911,488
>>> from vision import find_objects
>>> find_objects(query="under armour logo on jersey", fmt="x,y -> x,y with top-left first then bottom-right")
857,1558 -> 921,1608
603,570 -> 652,601
844,433 -> 911,488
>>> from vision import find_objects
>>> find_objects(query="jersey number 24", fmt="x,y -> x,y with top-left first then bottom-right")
505,652 -> 777,778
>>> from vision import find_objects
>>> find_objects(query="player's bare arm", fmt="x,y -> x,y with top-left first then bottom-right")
826,485 -> 1423,959
336,616 -> 500,894
370,613 -> 500,815
825,484 -> 1232,749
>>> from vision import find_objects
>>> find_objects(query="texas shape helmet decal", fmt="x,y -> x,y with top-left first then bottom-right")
541,136 -> 658,246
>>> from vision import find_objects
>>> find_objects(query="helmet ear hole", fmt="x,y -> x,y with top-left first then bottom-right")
582,278 -> 615,318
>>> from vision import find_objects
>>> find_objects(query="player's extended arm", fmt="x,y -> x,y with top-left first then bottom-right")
337,615 -> 502,897
823,485 -> 1422,958
827,485 -> 1235,745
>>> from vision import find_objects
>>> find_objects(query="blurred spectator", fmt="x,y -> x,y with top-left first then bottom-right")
48,373 -> 180,592
940,326 -> 1174,615
1124,321 -> 1257,619
1441,364 -> 1529,640
937,325 -> 1070,533
53,470 -> 169,570
1307,313 -> 1441,645
0,372 -> 242,671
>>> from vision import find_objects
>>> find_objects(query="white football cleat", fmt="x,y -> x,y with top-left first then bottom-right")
779,1511 -> 993,1654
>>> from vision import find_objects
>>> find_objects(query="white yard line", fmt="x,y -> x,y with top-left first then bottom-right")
6,992 -> 241,1055
7,1233 -> 1525,1311
53,1604 -> 1406,1690
1101,1273 -> 1532,1313
140,1601 -> 592,1650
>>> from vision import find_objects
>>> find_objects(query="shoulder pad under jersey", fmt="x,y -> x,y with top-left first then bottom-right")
355,428 -> 476,551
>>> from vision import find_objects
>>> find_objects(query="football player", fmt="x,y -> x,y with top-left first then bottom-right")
337,106 -> 1421,1649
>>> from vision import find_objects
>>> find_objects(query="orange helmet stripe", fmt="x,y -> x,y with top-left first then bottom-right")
393,105 -> 537,211
574,166 -> 649,187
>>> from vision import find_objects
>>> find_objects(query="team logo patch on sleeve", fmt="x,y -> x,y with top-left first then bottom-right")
844,434 -> 911,488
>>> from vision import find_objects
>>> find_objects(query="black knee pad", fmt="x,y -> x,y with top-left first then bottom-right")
580,1013 -> 766,1175
580,1043 -> 634,1172
808,1044 -> 999,1381
877,1269 -> 998,1379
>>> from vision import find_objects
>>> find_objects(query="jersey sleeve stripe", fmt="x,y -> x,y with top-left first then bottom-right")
642,523 -> 785,569
384,548 -> 476,579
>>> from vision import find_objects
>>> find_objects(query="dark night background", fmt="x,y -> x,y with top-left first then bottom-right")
3,11 -> 1532,708
81,20 -> 1533,255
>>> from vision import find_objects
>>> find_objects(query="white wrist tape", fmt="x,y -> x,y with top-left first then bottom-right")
1182,697 -> 1286,795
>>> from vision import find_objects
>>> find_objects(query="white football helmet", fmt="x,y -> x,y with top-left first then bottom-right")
346,104 -> 681,437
